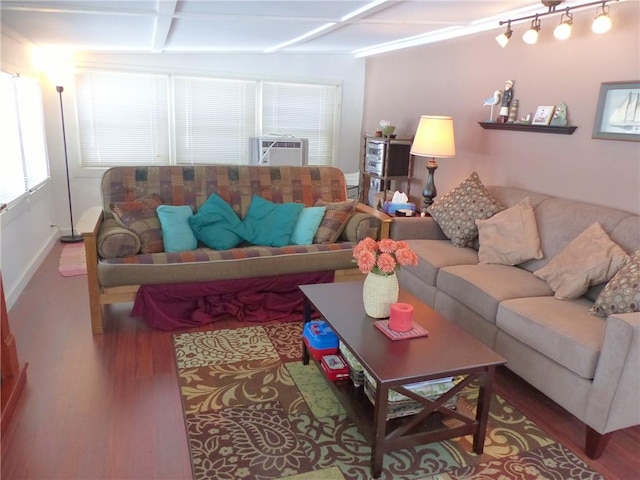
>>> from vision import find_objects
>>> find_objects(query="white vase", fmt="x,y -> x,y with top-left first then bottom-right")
362,271 -> 399,318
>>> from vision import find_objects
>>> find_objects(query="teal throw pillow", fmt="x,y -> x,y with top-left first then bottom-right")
188,193 -> 245,250
290,206 -> 326,245
243,195 -> 304,247
157,205 -> 197,252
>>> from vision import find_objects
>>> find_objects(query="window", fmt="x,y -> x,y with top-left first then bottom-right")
174,76 -> 256,165
75,69 -> 339,167
75,71 -> 169,167
0,72 -> 50,207
262,81 -> 337,166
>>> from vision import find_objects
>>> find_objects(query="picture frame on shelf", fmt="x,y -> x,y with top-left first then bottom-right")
532,106 -> 555,126
592,81 -> 640,142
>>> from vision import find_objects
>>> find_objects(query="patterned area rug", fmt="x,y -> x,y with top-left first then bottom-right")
173,323 -> 603,480
58,243 -> 87,277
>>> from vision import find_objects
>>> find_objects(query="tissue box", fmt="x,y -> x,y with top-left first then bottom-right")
383,202 -> 416,215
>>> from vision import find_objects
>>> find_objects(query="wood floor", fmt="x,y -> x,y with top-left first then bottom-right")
1,242 -> 639,479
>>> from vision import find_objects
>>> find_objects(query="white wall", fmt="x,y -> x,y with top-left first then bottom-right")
363,1 -> 640,214
1,30 -> 58,307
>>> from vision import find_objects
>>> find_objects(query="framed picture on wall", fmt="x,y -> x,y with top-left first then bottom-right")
532,106 -> 555,126
592,81 -> 640,142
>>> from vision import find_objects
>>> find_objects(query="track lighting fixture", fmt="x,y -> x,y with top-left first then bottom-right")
522,16 -> 541,44
495,21 -> 512,47
497,0 -> 616,47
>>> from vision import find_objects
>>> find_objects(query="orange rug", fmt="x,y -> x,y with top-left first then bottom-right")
58,243 -> 87,277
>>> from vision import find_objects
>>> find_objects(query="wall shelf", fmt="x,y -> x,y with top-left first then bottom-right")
478,122 -> 577,135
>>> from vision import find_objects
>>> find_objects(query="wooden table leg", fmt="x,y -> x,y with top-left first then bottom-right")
473,366 -> 496,454
371,381 -> 389,479
302,298 -> 311,366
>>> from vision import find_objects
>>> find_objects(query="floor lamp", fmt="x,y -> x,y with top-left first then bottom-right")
410,115 -> 456,214
56,85 -> 82,243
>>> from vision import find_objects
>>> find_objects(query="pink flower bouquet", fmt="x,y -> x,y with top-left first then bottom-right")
353,237 -> 418,276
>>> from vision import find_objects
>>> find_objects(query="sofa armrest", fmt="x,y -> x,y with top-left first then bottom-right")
585,312 -> 640,434
97,219 -> 141,258
352,204 -> 393,239
389,216 -> 448,241
77,207 -> 106,334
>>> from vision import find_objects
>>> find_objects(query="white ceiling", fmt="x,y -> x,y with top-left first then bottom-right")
1,1 -> 588,57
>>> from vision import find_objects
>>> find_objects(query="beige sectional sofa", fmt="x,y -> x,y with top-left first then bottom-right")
389,184 -> 639,459
79,165 -> 388,334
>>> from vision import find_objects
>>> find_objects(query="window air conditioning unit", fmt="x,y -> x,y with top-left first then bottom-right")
249,136 -> 309,166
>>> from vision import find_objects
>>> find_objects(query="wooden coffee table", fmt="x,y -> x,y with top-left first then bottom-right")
300,281 -> 506,479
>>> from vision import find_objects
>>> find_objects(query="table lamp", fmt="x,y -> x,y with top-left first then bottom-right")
410,115 -> 456,213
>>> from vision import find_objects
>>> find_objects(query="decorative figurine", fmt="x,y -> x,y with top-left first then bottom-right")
550,102 -> 568,126
518,113 -> 532,124
507,99 -> 519,123
497,79 -> 514,123
482,90 -> 502,122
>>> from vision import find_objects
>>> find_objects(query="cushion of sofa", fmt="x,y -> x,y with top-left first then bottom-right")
242,195 -> 304,247
313,199 -> 357,244
427,172 -> 505,247
497,296 -> 605,379
110,194 -> 164,253
157,205 -> 197,252
534,222 -> 629,300
188,193 -> 245,250
290,206 -> 326,245
401,239 -> 479,287
476,197 -> 543,265
437,263 -> 554,323
589,250 -> 640,317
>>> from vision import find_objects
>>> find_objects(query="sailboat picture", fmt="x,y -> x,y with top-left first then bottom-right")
609,91 -> 640,130
593,81 -> 640,141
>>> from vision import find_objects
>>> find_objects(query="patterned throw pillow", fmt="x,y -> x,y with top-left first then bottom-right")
427,172 -> 505,247
313,199 -> 357,244
589,250 -> 640,317
110,195 -> 164,254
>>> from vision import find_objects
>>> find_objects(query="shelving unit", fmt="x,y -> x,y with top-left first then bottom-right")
478,122 -> 577,135
360,135 -> 413,207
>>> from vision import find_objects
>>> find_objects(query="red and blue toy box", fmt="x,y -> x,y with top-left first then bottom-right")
303,320 -> 339,361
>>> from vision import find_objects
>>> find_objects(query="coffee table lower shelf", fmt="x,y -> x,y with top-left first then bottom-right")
303,350 -> 493,478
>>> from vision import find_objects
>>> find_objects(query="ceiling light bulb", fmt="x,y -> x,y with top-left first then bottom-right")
592,8 -> 612,34
554,21 -> 572,40
553,12 -> 573,40
495,23 -> 512,48
522,17 -> 541,45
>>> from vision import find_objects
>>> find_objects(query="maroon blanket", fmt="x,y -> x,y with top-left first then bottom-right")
131,271 -> 334,330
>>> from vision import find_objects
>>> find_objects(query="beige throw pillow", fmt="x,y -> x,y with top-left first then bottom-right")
476,197 -> 543,265
533,222 -> 629,300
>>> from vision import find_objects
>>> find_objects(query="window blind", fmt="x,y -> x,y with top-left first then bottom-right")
74,69 -> 340,168
0,72 -> 50,206
17,77 -> 50,191
174,76 -> 257,165
262,82 -> 338,166
76,70 -> 170,166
